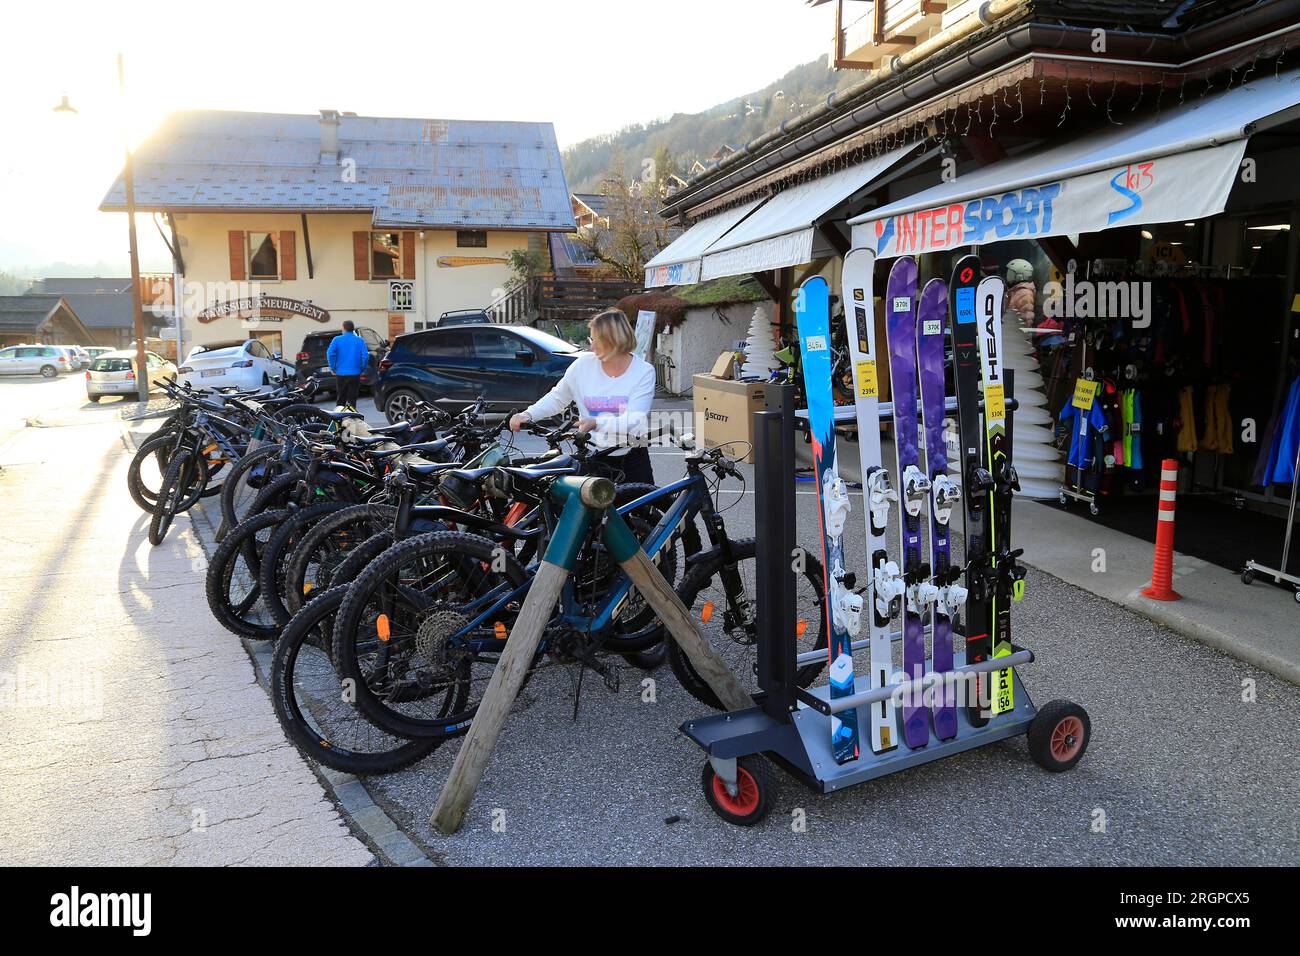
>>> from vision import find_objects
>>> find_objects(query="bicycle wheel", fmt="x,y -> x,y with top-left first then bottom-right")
205,509 -> 290,639
217,443 -> 286,539
148,449 -> 201,546
128,433 -> 205,514
272,403 -> 336,427
667,537 -> 827,710
271,586 -> 440,774
332,531 -> 528,740
283,504 -> 398,616
259,502 -> 354,626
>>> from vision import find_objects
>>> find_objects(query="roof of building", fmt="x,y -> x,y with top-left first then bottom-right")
0,295 -> 90,337
573,192 -> 612,219
26,292 -> 133,330
27,277 -> 132,294
101,110 -> 576,232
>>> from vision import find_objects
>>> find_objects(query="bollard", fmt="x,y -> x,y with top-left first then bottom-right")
1140,459 -> 1181,601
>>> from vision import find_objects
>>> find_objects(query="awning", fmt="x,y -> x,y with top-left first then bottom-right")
700,145 -> 913,281
850,70 -> 1300,258
643,197 -> 765,287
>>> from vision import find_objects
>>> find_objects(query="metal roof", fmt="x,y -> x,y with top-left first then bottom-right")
26,292 -> 133,330
0,296 -> 89,337
101,111 -> 576,232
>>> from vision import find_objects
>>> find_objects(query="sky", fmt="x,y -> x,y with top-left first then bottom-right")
0,0 -> 833,274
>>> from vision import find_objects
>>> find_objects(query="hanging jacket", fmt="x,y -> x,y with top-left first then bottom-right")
1200,384 -> 1234,455
1060,389 -> 1110,472
1176,386 -> 1199,453
1262,376 -> 1300,485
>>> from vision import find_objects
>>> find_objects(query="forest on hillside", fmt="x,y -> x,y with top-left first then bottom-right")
562,57 -> 860,192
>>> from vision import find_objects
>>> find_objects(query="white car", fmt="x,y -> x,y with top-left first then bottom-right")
85,349 -> 178,402
177,339 -> 287,391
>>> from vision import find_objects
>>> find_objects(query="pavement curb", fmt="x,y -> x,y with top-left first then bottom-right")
121,422 -> 437,867
1123,587 -> 1300,686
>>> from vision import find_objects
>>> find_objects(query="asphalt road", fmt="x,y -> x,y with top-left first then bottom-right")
6,379 -> 1296,865
358,399 -> 1299,866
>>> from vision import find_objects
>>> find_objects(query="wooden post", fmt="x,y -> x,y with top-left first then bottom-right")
430,476 -> 607,836
430,476 -> 753,835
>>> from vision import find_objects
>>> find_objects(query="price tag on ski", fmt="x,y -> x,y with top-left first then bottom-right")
842,248 -> 899,754
794,275 -> 861,764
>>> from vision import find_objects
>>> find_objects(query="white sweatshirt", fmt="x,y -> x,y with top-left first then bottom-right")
524,353 -> 655,453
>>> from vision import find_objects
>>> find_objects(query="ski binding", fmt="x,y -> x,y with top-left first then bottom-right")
864,465 -> 897,534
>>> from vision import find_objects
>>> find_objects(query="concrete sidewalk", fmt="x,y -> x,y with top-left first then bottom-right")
0,418 -> 374,866
1013,498 -> 1300,685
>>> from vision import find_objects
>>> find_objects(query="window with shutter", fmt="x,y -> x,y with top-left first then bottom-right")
402,232 -> 416,279
228,231 -> 246,280
248,232 -> 279,280
280,231 -> 297,280
353,232 -> 370,280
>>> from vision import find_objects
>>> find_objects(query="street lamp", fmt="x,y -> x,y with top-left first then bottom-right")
55,54 -> 150,404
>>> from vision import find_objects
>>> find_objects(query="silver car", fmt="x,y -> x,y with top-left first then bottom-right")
0,345 -> 74,377
86,349 -> 178,402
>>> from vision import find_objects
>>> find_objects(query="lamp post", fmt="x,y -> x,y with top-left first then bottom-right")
56,54 -> 150,404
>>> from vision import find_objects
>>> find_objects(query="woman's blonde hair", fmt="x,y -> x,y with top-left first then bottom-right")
589,309 -> 637,355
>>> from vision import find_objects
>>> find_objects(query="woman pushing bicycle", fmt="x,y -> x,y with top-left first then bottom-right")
509,309 -> 657,485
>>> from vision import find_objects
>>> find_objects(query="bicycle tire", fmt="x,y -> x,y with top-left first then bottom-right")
148,449 -> 198,546
283,504 -> 398,616
270,586 -> 440,775
272,403 -> 336,428
331,530 -> 528,740
205,508 -> 291,639
259,502 -> 354,626
667,537 -> 827,710
217,443 -> 286,539
128,433 -> 206,514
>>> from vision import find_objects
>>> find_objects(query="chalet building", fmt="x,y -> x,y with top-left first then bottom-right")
24,276 -> 168,349
101,110 -> 575,359
0,296 -> 94,348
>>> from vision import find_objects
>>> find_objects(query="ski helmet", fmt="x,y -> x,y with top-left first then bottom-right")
1006,258 -> 1034,284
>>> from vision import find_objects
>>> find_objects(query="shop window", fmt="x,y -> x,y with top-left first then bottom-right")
371,232 -> 402,278
457,230 -> 488,248
248,232 -> 280,280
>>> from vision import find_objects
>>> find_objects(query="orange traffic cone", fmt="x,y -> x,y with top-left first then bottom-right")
1141,459 -> 1182,601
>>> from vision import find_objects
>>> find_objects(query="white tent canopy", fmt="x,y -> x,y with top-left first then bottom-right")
645,145 -> 913,287
643,198 -> 764,288
850,70 -> 1300,258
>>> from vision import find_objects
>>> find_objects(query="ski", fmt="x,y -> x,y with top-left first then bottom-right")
949,256 -> 995,726
974,275 -> 1025,717
841,248 -> 902,754
883,257 -> 933,750
794,275 -> 862,763
916,276 -> 962,741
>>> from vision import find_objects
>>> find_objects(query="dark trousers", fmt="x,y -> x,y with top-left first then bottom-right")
335,374 -> 360,408
584,446 -> 655,486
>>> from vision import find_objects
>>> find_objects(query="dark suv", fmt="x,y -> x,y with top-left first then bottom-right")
377,324 -> 582,422
295,326 -> 387,396
438,309 -> 491,327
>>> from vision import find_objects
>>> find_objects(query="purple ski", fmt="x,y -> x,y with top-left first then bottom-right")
884,258 -> 931,750
917,278 -> 961,741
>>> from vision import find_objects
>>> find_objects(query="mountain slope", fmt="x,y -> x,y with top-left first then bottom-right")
563,57 -> 858,192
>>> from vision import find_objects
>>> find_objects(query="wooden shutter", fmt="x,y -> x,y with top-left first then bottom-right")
353,231 -> 370,280
279,231 -> 297,280
228,231 -> 246,280
401,232 -> 416,279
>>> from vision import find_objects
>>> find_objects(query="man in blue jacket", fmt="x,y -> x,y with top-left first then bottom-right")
326,320 -> 369,409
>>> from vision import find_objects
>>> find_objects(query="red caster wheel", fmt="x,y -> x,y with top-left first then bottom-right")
702,755 -> 777,826
1029,699 -> 1091,772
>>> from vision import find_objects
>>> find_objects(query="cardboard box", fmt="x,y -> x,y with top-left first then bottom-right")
709,350 -> 735,379
693,374 -> 766,463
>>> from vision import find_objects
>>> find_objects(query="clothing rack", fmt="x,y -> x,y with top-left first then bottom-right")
1242,434 -> 1300,605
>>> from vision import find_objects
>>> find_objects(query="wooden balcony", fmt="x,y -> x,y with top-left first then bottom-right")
824,0 -> 952,71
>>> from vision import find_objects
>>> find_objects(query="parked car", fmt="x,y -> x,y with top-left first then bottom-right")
85,350 -> 178,402
177,339 -> 289,391
294,326 -> 386,396
53,345 -> 91,370
437,309 -> 491,327
84,346 -> 115,362
377,324 -> 582,422
0,344 -> 75,377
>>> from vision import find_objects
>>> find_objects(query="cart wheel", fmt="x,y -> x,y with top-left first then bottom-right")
701,756 -> 777,826
1028,699 -> 1091,772
1058,491 -> 1068,506
1293,589 -> 1300,605
1241,569 -> 1256,586
1088,501 -> 1100,517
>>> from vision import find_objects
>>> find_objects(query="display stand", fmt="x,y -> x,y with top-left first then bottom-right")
683,372 -> 1090,823
1242,437 -> 1300,604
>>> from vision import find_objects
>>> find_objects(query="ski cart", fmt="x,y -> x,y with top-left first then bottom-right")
683,259 -> 1090,826
1241,430 -> 1300,604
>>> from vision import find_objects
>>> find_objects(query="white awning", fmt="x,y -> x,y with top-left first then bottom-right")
701,145 -> 913,281
850,69 -> 1300,258
643,197 -> 766,287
